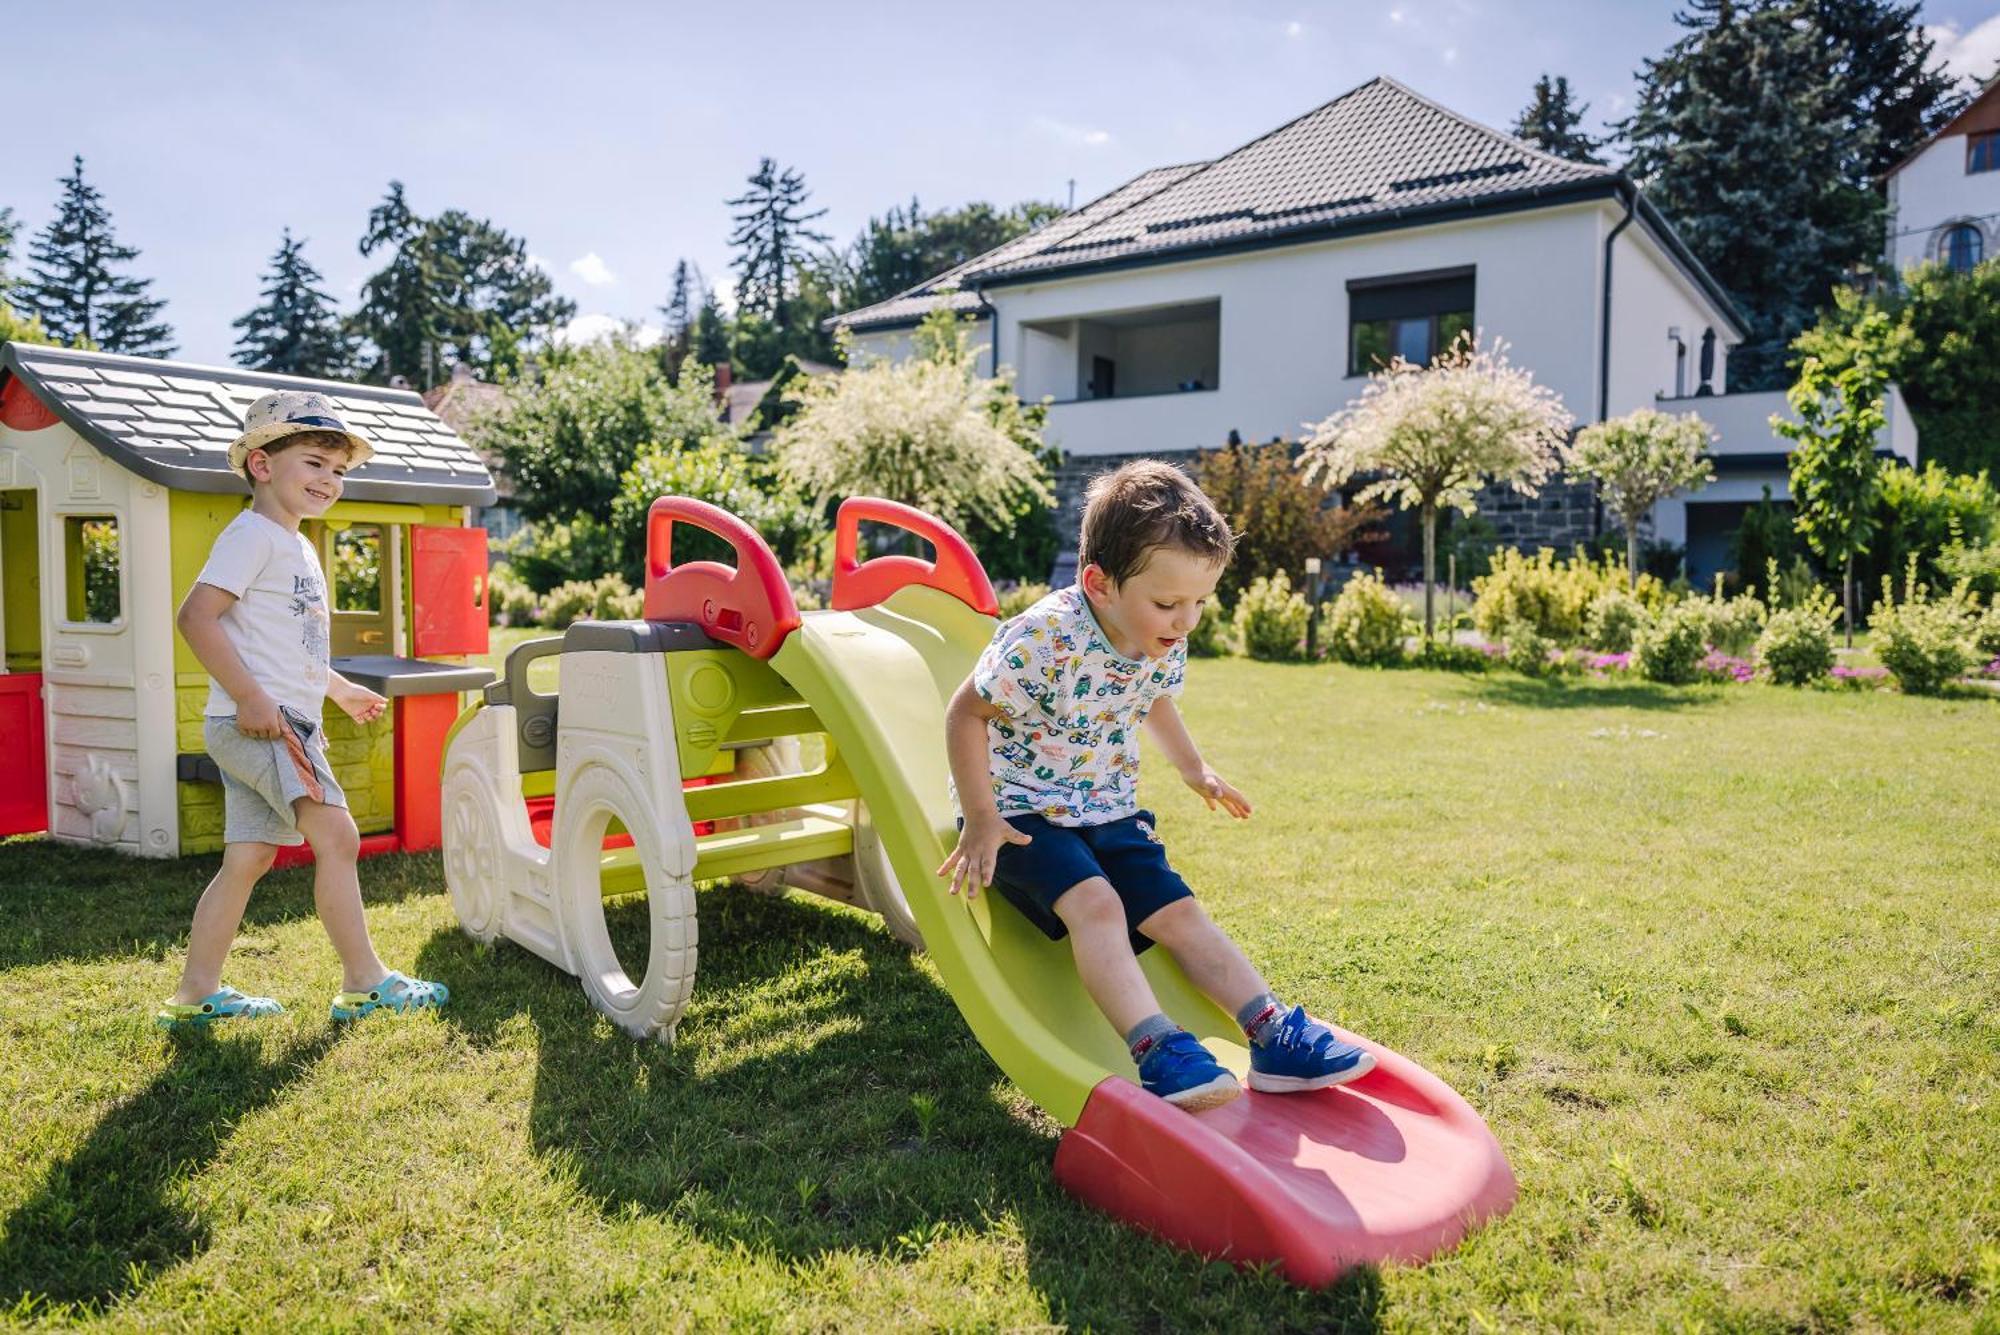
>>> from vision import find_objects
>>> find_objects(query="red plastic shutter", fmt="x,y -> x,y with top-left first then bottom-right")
410,526 -> 489,656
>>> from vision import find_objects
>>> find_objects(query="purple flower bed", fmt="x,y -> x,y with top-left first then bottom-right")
1698,651 -> 1758,683
1830,665 -> 1891,682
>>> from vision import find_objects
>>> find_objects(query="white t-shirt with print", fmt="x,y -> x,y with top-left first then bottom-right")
197,510 -> 331,717
961,584 -> 1185,827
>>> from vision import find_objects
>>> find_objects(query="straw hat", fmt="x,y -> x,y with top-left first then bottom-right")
226,390 -> 375,475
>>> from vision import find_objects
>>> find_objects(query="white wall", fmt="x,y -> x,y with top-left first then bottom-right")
1887,133 -> 2000,270
845,318 -> 992,369
1603,222 -> 1735,413
991,202 -> 1611,459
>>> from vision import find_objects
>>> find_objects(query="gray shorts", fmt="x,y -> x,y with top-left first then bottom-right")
203,705 -> 348,846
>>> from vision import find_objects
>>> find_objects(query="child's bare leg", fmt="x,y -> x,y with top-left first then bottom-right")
170,842 -> 279,1004
1053,877 -> 1161,1036
293,798 -> 388,992
1137,897 -> 1269,1016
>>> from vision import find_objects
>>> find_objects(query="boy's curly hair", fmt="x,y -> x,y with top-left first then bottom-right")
1078,459 -> 1235,585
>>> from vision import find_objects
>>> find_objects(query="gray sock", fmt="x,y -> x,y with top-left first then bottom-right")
1237,991 -> 1284,1046
1124,1012 -> 1178,1062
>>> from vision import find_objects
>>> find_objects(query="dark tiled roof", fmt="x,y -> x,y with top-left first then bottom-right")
831,77 -> 1744,338
0,343 -> 497,505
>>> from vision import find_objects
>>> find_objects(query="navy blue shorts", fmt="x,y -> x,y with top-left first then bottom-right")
966,809 -> 1194,956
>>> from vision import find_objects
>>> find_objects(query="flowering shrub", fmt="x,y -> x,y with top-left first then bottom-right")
1502,621 -> 1558,677
487,562 -> 543,627
1185,595 -> 1232,658
996,581 -> 1051,620
1757,603 -> 1837,686
1634,602 -> 1709,685
1584,590 -> 1646,653
1325,571 -> 1411,666
1690,592 -> 1768,657
1870,581 -> 1975,696
1473,548 -> 1664,644
1233,571 -> 1310,662
1974,603 -> 2000,662
541,573 -> 642,628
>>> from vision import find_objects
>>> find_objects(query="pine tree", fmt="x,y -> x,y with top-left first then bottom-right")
232,229 -> 352,377
0,206 -> 16,306
1620,0 -> 1882,390
1513,75 -> 1606,164
726,158 -> 829,333
1810,0 -> 1967,182
658,259 -> 703,382
693,290 -> 730,367
22,156 -> 175,355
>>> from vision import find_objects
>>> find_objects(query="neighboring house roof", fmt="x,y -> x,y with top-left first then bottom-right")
833,76 -> 1746,339
0,342 -> 498,505
1886,74 -> 2000,179
723,358 -> 838,425
422,362 -> 513,504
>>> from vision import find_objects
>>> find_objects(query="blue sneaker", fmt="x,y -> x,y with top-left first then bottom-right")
1137,1030 -> 1242,1111
1248,1005 -> 1376,1093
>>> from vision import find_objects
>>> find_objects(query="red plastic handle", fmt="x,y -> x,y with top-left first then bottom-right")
831,497 -> 1000,616
642,496 -> 801,659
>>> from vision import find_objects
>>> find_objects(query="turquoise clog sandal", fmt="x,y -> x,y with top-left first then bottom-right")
155,985 -> 284,1030
330,971 -> 449,1022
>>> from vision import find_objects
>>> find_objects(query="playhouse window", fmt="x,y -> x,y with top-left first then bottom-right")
63,516 -> 122,624
332,524 -> 384,612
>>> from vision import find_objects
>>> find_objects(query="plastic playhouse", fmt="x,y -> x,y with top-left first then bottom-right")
0,342 -> 496,859
440,493 -> 1516,1284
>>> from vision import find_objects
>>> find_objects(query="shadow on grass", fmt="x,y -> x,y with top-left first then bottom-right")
1459,674 -> 1714,712
414,888 -> 1385,1332
0,1027 -> 344,1315
0,842 -> 441,971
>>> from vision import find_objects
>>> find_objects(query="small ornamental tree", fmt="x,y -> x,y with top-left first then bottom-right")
1299,332 -> 1572,641
771,303 -> 1052,536
1567,408 -> 1716,588
1775,314 -> 1890,645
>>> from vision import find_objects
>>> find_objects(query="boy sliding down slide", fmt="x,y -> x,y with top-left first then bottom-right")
938,461 -> 1372,1111
157,391 -> 448,1029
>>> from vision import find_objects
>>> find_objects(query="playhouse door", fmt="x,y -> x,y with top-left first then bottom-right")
0,674 -> 46,836
410,525 -> 490,657
0,487 -> 46,836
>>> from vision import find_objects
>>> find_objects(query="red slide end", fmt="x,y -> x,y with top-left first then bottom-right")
1052,1036 -> 1516,1286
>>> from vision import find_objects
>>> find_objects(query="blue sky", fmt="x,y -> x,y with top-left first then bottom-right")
4,1 -> 1996,366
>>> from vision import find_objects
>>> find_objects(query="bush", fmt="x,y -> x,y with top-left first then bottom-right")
1472,547 -> 1665,645
1974,602 -> 2000,663
540,573 -> 642,629
1232,571 -> 1310,662
1324,571 -> 1410,666
1864,462 -> 2000,599
1185,596 -> 1232,658
1757,601 -> 1837,686
995,581 -> 1051,620
1196,440 -> 1383,602
1634,602 -> 1709,685
1502,621 -> 1557,678
497,515 -> 622,595
1415,639 -> 1493,672
1584,590 -> 1645,653
1689,590 -> 1768,657
1870,579 -> 1975,696
487,562 -> 542,627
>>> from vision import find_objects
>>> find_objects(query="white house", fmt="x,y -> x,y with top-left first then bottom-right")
834,76 -> 1915,585
1884,74 -> 2000,274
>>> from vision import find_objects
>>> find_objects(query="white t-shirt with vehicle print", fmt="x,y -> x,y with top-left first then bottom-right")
197,510 -> 331,718
964,584 -> 1185,827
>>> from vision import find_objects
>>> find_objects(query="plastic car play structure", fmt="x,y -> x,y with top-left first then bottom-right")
440,494 -> 1516,1285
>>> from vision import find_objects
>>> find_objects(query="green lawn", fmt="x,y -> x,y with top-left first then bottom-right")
3,663 -> 1997,1330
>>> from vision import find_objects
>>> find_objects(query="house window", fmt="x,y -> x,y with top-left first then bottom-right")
1348,267 -> 1475,376
62,515 -> 121,624
1944,224 -> 1984,273
1969,131 -> 1999,175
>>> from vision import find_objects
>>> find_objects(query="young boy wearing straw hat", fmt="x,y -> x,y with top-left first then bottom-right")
157,390 -> 449,1028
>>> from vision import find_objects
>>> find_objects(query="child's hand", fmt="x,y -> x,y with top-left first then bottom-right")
936,814 -> 1031,899
331,678 -> 388,725
1184,766 -> 1252,819
234,692 -> 285,740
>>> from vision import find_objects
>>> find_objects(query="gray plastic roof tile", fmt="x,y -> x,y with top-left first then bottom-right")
0,344 -> 497,506
832,76 -> 1745,338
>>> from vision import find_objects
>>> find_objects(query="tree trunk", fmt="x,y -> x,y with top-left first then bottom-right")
1627,524 -> 1641,591
1422,501 -> 1437,643
1843,554 -> 1855,650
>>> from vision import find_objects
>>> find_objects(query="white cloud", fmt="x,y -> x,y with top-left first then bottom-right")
1388,8 -> 1405,24
527,253 -> 551,273
1443,46 -> 1459,64
555,313 -> 661,348
1032,115 -> 1113,149
568,252 -> 616,286
1285,20 -> 1304,38
1926,16 -> 2000,83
